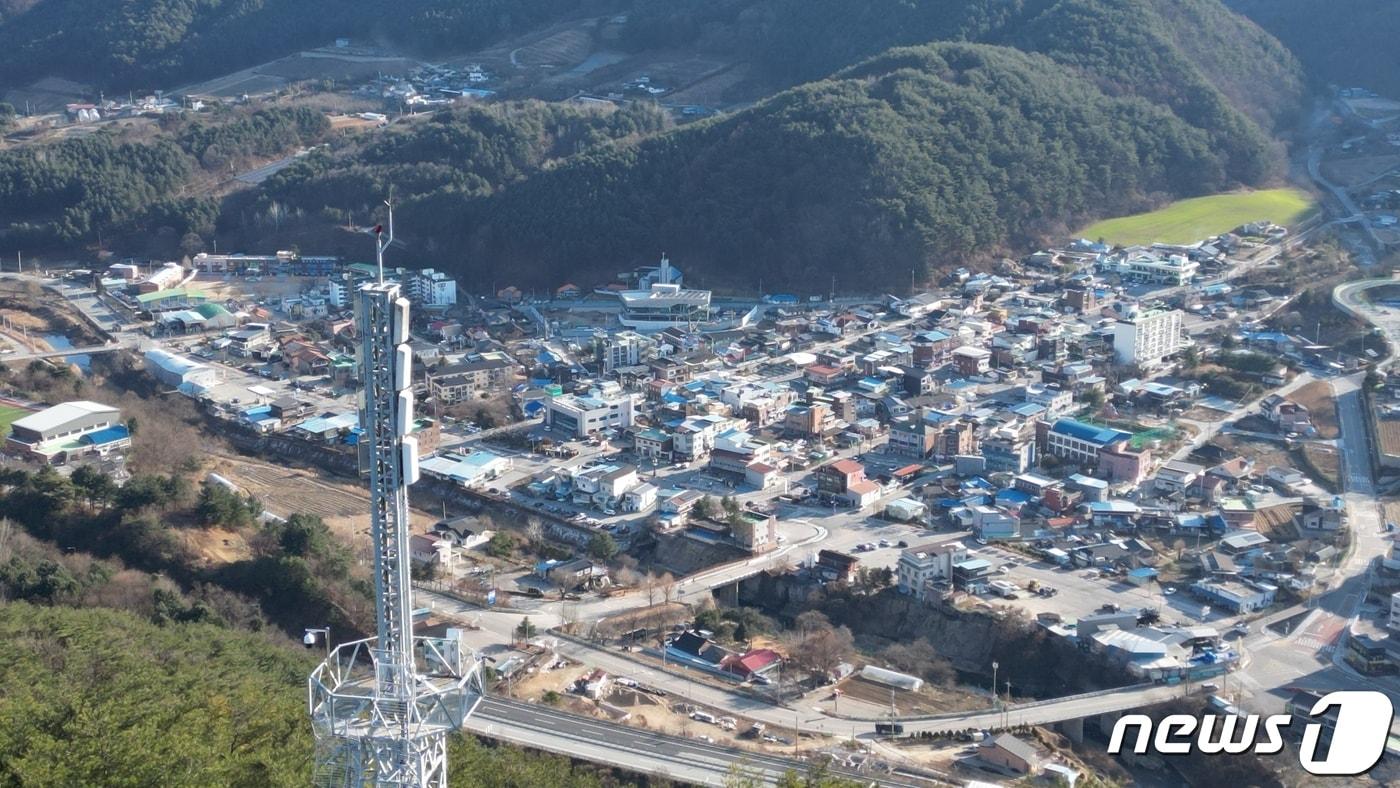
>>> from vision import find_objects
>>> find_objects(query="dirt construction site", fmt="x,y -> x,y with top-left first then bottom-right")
209,455 -> 437,548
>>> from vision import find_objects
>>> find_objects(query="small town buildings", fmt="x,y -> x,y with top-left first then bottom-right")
426,355 -> 518,404
1191,578 -> 1277,613
405,268 -> 457,307
978,734 -> 1043,776
145,348 -> 219,393
816,549 -> 860,583
897,542 -> 969,599
5,401 -> 129,464
419,450 -> 512,488
545,388 -> 638,438
888,417 -> 936,458
816,459 -> 881,508
1044,419 -> 1132,466
430,516 -> 495,549
952,346 -> 992,376
885,498 -> 928,522
732,510 -> 777,553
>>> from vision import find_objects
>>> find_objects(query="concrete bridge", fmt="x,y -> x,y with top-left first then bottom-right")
0,341 -> 130,364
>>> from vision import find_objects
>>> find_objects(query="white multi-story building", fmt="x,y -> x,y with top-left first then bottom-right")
709,428 -> 773,476
327,277 -> 352,308
1025,385 -> 1074,419
1112,307 -> 1184,368
1097,250 -> 1199,286
1389,591 -> 1400,632
592,330 -> 654,374
544,388 -> 637,438
673,414 -> 734,462
897,543 -> 969,599
406,268 -> 457,307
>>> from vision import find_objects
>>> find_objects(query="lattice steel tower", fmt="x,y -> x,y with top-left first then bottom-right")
308,205 -> 483,787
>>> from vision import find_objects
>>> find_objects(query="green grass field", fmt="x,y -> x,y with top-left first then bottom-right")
0,404 -> 31,435
1078,188 -> 1315,246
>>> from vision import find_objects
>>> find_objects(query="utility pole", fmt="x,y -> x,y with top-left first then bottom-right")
1003,680 -> 1011,729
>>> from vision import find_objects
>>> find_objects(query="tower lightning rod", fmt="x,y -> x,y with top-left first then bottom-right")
376,200 -> 394,284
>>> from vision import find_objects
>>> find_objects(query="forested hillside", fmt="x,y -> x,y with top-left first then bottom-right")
0,0 -> 600,91
0,106 -> 329,254
219,100 -> 669,244
410,0 -> 1301,292
0,602 -> 633,786
1228,0 -> 1400,97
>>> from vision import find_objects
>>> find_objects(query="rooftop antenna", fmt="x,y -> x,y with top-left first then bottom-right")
375,200 -> 394,284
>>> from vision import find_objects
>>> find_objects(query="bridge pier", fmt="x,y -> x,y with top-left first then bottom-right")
1056,716 -> 1084,744
1094,710 -> 1124,738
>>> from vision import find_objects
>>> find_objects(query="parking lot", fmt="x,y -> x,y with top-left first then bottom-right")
968,543 -> 1240,627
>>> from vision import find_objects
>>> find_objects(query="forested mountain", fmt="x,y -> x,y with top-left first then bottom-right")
219,100 -> 669,245
619,0 -> 1303,128
1228,0 -> 1400,97
0,0 -> 602,91
387,0 -> 1305,292
0,0 -> 1315,290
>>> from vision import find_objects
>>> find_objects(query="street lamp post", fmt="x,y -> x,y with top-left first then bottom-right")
990,660 -> 999,712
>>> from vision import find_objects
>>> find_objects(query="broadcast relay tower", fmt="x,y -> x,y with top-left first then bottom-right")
308,204 -> 483,787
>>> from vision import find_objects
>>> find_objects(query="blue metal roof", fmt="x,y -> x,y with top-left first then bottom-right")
79,425 -> 129,446
996,489 -> 1032,505
1052,419 -> 1131,446
1088,500 -> 1139,513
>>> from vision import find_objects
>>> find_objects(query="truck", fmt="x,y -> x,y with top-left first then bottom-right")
989,580 -> 1020,599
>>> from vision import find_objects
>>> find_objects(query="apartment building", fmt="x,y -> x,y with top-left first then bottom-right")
1112,307 -> 1184,368
425,354 -> 517,404
405,268 -> 457,307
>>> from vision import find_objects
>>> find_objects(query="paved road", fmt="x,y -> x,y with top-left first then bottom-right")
428,585 -> 1181,742
1309,144 -> 1384,255
234,150 -> 307,185
1335,278 -> 1400,366
467,696 -> 933,787
1234,372 -> 1395,714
